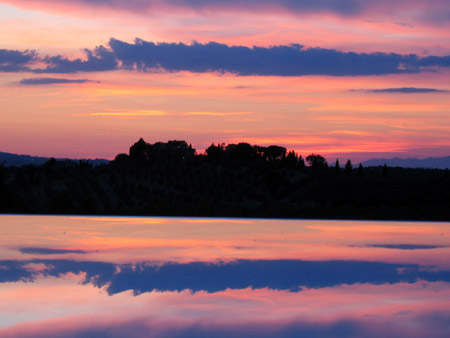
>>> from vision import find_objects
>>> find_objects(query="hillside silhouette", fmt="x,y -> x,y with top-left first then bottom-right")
0,151 -> 108,167
1,138 -> 449,220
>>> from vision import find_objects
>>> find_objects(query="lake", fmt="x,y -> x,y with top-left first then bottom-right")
1,215 -> 450,337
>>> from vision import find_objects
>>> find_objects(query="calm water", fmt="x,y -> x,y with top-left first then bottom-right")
1,215 -> 450,337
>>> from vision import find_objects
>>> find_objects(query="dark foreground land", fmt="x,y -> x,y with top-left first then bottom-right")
1,139 -> 449,220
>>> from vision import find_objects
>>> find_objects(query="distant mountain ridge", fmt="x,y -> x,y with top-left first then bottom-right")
0,151 -> 108,167
1,150 -> 449,169
361,156 -> 450,169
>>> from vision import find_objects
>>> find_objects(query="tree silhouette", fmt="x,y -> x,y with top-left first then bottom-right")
306,154 -> 327,170
345,160 -> 352,174
358,163 -> 364,175
382,163 -> 388,177
285,151 -> 298,166
2,138 -> 450,220
113,153 -> 129,164
206,143 -> 224,160
225,143 -> 256,161
264,146 -> 287,161
298,156 -> 305,170
335,159 -> 340,174
129,138 -> 148,161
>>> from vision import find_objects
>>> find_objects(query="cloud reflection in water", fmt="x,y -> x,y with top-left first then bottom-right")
2,258 -> 450,295
2,216 -> 450,337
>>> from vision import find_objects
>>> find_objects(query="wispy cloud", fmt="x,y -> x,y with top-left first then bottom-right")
3,311 -> 450,338
0,0 -> 366,16
367,244 -> 445,250
4,1 -> 450,26
74,110 -> 167,117
19,247 -> 88,254
182,111 -> 254,116
367,87 -> 448,93
20,78 -> 90,85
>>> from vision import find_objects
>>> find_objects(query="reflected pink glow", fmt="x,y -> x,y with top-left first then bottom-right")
1,215 -> 450,337
1,216 -> 449,266
1,276 -> 450,337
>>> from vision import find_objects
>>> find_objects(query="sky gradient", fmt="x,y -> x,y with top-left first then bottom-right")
1,0 -> 449,161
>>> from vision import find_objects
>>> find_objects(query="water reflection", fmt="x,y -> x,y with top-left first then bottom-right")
3,258 -> 450,295
0,215 -> 450,337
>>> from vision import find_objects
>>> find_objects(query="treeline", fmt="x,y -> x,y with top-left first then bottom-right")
0,138 -> 449,220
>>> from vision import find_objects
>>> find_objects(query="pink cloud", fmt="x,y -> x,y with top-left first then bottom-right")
2,294 -> 450,338
1,1 -> 449,25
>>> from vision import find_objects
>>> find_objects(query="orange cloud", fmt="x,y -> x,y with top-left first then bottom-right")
182,111 -> 254,116
73,110 -> 168,117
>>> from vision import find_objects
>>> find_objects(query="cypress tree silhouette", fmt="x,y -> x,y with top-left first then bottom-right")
382,163 -> 388,177
298,156 -> 305,170
358,163 -> 364,175
345,160 -> 352,174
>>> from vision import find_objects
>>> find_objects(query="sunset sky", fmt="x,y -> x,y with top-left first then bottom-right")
1,0 -> 449,162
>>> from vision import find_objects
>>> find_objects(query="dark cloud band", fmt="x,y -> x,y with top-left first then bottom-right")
47,38 -> 450,76
2,258 -> 450,294
38,46 -> 117,73
0,49 -> 37,72
2,39 -> 450,77
108,39 -> 421,76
